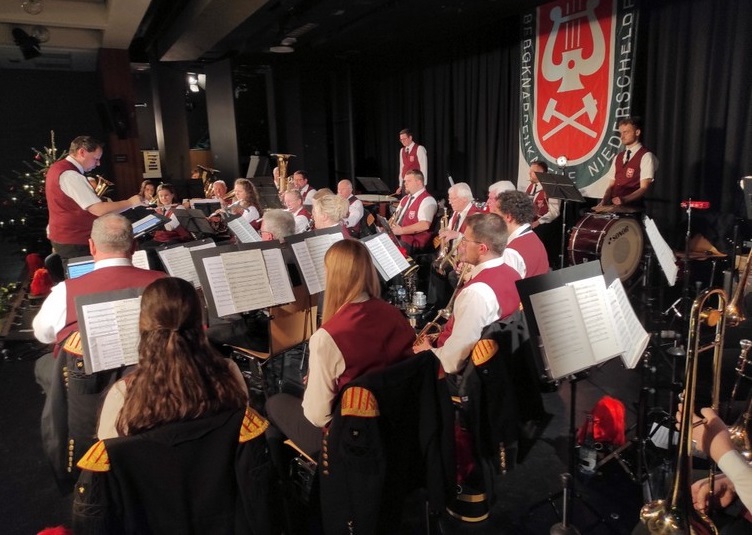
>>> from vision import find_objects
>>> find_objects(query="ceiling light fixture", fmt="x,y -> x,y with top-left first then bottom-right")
21,0 -> 43,15
270,37 -> 296,54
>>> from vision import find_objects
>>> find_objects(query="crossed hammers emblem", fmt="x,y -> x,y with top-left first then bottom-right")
542,93 -> 598,141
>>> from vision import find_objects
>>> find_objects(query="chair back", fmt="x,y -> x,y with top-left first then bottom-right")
319,352 -> 452,535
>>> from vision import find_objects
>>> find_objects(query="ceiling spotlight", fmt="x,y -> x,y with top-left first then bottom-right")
189,84 -> 199,93
187,74 -> 198,85
21,0 -> 43,15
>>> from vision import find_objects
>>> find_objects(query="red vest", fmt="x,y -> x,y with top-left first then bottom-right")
401,144 -> 422,178
437,262 -> 521,347
294,207 -> 311,220
526,184 -> 549,220
612,146 -> 649,200
452,204 -> 482,234
398,189 -> 434,249
322,299 -> 414,392
507,230 -> 550,278
46,159 -> 98,245
57,266 -> 166,348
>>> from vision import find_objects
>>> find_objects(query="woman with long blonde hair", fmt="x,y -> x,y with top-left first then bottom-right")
265,239 -> 414,457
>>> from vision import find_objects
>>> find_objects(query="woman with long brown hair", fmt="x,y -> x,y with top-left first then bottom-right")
226,178 -> 263,224
97,277 -> 247,438
265,239 -> 415,457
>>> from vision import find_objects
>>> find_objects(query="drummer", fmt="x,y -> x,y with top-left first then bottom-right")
595,116 -> 659,211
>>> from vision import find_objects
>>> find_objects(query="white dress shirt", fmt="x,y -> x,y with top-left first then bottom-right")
32,258 -> 134,344
58,155 -> 101,210
343,196 -> 364,229
605,142 -> 659,183
502,224 -> 531,278
431,256 -> 505,374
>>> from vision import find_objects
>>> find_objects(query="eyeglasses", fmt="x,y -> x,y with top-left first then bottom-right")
460,236 -> 484,246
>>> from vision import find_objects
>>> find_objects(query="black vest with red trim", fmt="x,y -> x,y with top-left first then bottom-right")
398,189 -> 434,249
612,146 -> 649,200
46,159 -> 98,245
507,229 -> 549,278
57,265 -> 166,348
401,144 -> 422,178
321,299 -> 414,393
437,262 -> 521,347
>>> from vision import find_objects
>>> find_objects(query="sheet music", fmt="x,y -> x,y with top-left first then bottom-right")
262,248 -> 295,305
291,242 -> 322,295
202,255 -> 235,317
529,286 -> 595,378
222,250 -> 275,312
566,275 -> 622,363
644,216 -> 678,286
306,233 -> 344,289
132,249 -> 150,270
227,217 -> 262,243
80,297 -> 141,373
607,278 -> 650,369
363,233 -> 408,280
157,247 -> 198,287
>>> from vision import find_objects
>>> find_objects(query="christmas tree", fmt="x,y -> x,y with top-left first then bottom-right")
0,130 -> 62,257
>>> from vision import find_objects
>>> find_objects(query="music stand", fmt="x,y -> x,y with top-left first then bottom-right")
174,209 -> 217,240
356,176 -> 391,195
250,176 -> 283,209
536,172 -> 586,269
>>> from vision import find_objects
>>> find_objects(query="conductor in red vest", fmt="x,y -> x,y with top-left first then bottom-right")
45,136 -> 143,261
596,117 -> 659,209
390,169 -> 437,255
395,128 -> 428,195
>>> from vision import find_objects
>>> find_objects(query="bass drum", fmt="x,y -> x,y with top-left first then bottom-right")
568,213 -> 644,281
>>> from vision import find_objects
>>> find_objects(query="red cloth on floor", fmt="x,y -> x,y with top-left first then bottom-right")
577,395 -> 626,447
30,268 -> 53,297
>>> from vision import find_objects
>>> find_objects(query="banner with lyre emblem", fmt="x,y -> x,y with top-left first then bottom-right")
517,0 -> 639,198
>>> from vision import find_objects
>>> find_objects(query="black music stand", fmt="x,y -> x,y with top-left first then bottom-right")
356,176 -> 391,195
174,209 -> 217,240
249,176 -> 283,209
517,262 -> 613,534
536,172 -> 586,269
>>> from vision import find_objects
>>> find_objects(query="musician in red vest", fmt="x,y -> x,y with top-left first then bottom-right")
292,170 -> 317,208
597,116 -> 659,209
414,213 -> 521,374
45,136 -> 143,261
493,190 -> 550,279
395,128 -> 428,195
337,179 -> 364,237
438,182 -> 482,243
32,213 -> 165,483
283,189 -> 311,233
265,240 -> 415,457
390,169 -> 437,254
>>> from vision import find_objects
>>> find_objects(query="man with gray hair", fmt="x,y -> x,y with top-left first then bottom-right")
260,209 -> 296,242
33,213 -> 165,484
484,180 -> 516,211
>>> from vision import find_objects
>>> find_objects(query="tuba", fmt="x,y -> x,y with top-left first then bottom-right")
271,153 -> 295,195
640,289 -> 726,535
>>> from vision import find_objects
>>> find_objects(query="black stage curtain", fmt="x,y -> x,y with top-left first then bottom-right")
643,0 -> 752,245
351,18 -> 521,200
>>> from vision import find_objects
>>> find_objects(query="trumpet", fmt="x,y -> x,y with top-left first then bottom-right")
415,263 -> 471,345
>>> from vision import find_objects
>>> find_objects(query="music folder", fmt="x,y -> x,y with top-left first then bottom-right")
516,262 -> 648,380
75,287 -> 144,374
191,241 -> 295,318
535,172 -> 586,203
287,226 -> 346,295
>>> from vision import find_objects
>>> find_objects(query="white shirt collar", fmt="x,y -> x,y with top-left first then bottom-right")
65,155 -> 85,174
94,257 -> 133,270
507,223 -> 531,241
469,255 -> 505,279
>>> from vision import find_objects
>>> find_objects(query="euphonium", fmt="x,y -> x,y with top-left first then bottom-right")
92,175 -> 114,198
415,263 -> 471,344
640,288 -> 726,535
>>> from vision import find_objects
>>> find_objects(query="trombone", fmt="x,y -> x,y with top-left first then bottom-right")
415,263 -> 471,345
